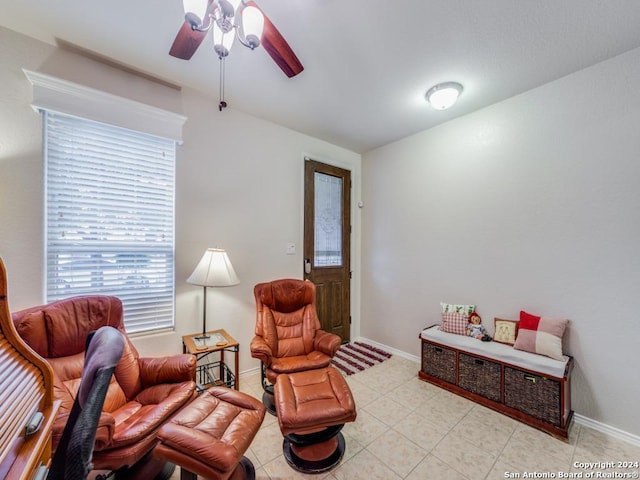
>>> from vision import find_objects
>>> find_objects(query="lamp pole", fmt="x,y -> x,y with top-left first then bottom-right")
196,285 -> 210,340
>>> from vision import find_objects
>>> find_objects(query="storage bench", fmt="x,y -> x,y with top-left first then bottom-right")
418,325 -> 573,439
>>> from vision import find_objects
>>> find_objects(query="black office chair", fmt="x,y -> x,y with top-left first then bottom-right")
47,326 -> 125,480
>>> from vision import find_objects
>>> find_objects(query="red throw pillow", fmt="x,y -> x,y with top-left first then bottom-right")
513,310 -> 568,360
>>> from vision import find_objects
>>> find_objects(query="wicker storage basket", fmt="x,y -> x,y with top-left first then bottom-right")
458,353 -> 501,402
421,342 -> 456,384
504,366 -> 561,426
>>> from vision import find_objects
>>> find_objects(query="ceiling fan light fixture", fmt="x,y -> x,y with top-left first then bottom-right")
213,22 -> 235,57
183,0 -> 208,24
225,0 -> 243,16
170,0 -> 304,111
242,6 -> 264,49
426,82 -> 463,110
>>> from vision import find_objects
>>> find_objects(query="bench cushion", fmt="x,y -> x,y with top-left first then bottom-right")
420,326 -> 569,378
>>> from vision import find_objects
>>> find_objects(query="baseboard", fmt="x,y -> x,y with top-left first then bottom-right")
573,413 -> 640,447
354,336 -> 420,364
356,336 -> 640,447
240,365 -> 261,379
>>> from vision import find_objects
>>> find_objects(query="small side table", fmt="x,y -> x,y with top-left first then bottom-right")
182,329 -> 240,391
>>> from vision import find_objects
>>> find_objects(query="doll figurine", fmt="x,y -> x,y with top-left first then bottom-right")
466,312 -> 492,342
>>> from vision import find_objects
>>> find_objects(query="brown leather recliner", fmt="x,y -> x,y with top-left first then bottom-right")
12,295 -> 197,477
250,279 -> 342,414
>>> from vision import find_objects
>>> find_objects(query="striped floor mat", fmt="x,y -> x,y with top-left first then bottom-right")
331,341 -> 392,376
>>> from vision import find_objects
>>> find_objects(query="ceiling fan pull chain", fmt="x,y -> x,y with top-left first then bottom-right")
219,56 -> 227,111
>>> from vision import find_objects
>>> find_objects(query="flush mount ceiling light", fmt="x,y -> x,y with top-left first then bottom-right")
425,82 -> 463,110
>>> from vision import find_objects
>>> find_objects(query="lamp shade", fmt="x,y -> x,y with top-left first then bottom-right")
426,82 -> 463,110
187,248 -> 240,287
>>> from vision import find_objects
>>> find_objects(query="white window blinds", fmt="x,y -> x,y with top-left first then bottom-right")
44,111 -> 176,333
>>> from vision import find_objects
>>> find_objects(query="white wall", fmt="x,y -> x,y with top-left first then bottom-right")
0,26 -> 361,375
361,47 -> 640,437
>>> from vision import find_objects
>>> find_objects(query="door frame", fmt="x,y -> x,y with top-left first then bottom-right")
299,153 -> 360,342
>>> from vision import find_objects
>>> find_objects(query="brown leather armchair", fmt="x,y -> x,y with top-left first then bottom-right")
250,279 -> 342,414
12,295 -> 197,478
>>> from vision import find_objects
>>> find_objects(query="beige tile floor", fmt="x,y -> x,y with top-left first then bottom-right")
171,356 -> 640,480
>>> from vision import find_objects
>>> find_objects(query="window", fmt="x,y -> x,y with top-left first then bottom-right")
44,111 -> 176,333
314,172 -> 343,267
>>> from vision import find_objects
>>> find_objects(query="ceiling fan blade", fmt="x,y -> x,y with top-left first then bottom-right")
169,21 -> 208,60
246,1 -> 304,78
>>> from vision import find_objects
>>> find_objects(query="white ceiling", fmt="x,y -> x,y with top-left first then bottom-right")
2,0 -> 640,153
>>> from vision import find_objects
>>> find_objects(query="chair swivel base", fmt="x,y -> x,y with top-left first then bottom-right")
178,456 -> 255,480
108,452 -> 175,480
282,427 -> 346,474
262,390 -> 277,416
238,457 -> 257,480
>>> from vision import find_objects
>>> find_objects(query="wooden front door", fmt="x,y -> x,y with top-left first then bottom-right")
303,159 -> 351,342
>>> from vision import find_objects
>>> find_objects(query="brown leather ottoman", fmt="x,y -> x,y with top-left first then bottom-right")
274,366 -> 357,473
153,386 -> 266,480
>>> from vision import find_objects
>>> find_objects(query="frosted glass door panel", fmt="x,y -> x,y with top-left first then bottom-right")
314,172 -> 342,267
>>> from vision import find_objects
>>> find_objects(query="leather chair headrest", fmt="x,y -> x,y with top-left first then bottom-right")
255,279 -> 315,313
13,296 -> 123,358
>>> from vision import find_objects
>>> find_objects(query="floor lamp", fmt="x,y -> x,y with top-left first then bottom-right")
187,248 -> 240,346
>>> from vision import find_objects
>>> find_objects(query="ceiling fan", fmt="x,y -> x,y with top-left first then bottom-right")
169,0 -> 304,78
